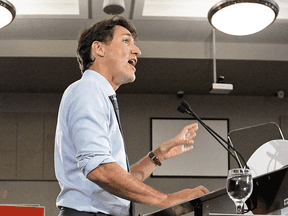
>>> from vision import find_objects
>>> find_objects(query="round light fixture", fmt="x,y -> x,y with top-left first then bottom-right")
0,0 -> 16,29
103,0 -> 125,15
208,0 -> 279,36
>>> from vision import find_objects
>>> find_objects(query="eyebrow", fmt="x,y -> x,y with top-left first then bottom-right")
121,33 -> 136,42
122,33 -> 133,38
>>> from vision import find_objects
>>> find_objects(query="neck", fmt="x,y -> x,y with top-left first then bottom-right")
89,64 -> 120,91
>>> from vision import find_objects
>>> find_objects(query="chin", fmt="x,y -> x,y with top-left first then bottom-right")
124,71 -> 136,83
130,74 -> 136,82
116,74 -> 136,86
125,77 -> 136,84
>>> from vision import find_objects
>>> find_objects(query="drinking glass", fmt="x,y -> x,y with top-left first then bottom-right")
226,168 -> 253,214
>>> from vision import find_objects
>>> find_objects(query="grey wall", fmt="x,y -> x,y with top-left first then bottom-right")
0,93 -> 288,215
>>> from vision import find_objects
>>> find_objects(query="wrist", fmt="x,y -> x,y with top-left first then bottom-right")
148,151 -> 162,166
154,145 -> 166,161
153,147 -> 165,162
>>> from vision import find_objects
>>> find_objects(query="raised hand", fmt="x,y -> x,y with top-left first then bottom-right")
155,123 -> 198,161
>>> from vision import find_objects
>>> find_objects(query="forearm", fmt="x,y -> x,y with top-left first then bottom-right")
87,162 -> 209,208
87,162 -> 167,207
130,148 -> 164,181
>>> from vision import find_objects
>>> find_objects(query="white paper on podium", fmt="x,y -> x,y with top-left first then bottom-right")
247,139 -> 288,177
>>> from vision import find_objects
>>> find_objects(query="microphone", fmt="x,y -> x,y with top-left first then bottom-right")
180,101 -> 234,149
177,100 -> 249,169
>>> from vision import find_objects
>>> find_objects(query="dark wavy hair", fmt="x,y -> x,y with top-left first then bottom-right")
76,16 -> 138,74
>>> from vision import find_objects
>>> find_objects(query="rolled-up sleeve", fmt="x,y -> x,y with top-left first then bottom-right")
66,79 -> 116,176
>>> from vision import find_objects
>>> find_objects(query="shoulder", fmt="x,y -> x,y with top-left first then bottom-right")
60,79 -> 111,115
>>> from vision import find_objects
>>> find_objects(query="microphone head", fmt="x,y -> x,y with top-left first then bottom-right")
177,105 -> 187,113
181,100 -> 190,110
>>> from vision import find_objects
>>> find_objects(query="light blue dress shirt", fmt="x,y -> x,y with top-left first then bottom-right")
54,70 -> 130,216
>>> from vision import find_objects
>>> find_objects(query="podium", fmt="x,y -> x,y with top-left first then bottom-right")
143,122 -> 288,216
142,123 -> 288,216
141,166 -> 288,216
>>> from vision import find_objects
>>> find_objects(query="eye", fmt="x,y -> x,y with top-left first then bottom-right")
123,39 -> 129,44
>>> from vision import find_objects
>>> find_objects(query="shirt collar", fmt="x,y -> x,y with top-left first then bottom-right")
82,70 -> 115,97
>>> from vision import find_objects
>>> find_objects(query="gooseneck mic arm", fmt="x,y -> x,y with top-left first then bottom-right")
177,105 -> 234,155
177,100 -> 249,169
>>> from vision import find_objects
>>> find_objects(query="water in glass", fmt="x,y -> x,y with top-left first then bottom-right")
226,168 -> 253,214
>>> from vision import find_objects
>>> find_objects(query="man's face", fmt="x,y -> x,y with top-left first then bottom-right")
103,25 -> 141,86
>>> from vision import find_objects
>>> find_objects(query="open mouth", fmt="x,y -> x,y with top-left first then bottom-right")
128,58 -> 137,67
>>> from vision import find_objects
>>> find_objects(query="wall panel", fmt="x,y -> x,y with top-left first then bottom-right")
0,112 -> 57,180
0,113 -> 17,180
17,113 -> 44,180
44,113 -> 57,180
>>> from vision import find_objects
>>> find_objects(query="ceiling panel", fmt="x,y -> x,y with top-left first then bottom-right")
0,0 -> 287,97
0,0 -> 286,43
14,0 -> 89,18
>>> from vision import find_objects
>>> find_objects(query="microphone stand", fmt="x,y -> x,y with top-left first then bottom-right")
177,100 -> 249,169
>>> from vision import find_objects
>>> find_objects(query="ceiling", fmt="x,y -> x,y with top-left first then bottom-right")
0,0 -> 288,97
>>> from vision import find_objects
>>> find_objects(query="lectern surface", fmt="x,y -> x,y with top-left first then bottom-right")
141,166 -> 288,216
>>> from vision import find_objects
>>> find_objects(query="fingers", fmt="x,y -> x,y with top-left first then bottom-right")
180,124 -> 198,143
184,123 -> 198,136
182,145 -> 193,153
187,123 -> 198,131
190,186 -> 209,198
195,185 -> 209,195
180,131 -> 194,140
166,186 -> 209,208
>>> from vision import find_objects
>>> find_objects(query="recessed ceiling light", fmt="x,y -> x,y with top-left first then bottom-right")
142,0 -> 217,17
12,0 -> 79,15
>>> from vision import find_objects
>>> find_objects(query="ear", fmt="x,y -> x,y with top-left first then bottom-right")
91,41 -> 105,58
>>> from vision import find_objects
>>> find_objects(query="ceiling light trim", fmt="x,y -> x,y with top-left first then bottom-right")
208,0 -> 279,36
0,0 -> 16,29
208,0 -> 279,17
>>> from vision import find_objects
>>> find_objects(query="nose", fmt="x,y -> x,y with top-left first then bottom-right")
132,43 -> 141,57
